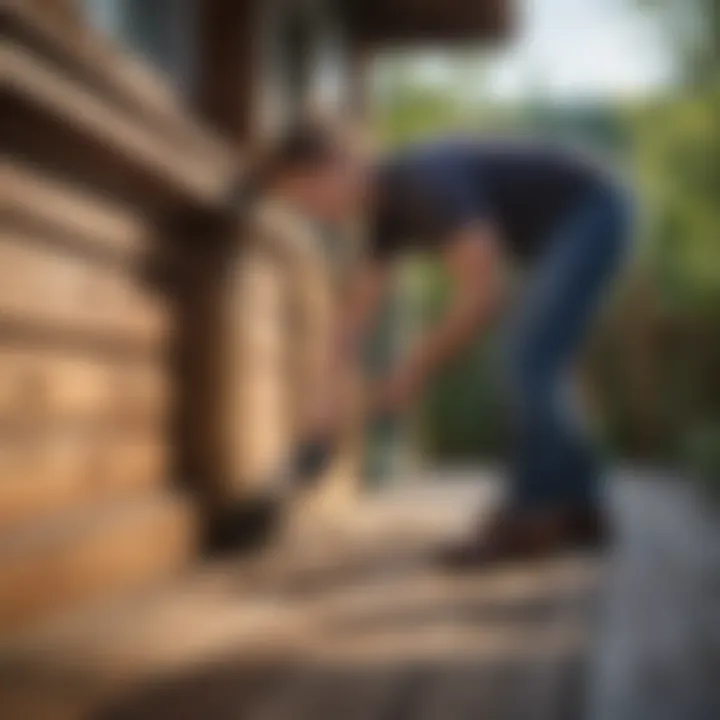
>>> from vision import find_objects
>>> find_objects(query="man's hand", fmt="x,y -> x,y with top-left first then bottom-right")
304,388 -> 341,439
301,261 -> 389,439
374,223 -> 505,416
374,363 -> 424,416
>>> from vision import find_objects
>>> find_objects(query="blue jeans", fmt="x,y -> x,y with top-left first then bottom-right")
505,183 -> 632,510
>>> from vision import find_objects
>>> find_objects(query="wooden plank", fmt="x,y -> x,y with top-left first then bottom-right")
1,40 -> 229,205
0,490 -> 197,632
287,265 -> 334,433
0,348 -> 169,426
21,0 -> 83,29
0,476 -> 614,719
1,158 -> 149,259
4,0 -> 232,166
590,479 -> 720,720
0,230 -> 170,345
245,202 -> 360,503
346,0 -> 511,44
0,431 -> 168,528
285,667 -> 415,720
226,247 -> 291,493
196,0 -> 256,143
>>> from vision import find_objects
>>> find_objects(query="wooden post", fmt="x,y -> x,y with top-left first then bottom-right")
178,0 -> 367,541
196,0 -> 259,143
174,0 -> 261,529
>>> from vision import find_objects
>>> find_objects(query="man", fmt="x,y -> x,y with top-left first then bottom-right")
259,123 -> 632,565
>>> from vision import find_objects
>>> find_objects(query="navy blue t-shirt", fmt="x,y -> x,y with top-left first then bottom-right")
370,139 -> 606,261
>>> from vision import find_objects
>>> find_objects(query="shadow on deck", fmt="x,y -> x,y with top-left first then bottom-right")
1,473 -> 717,720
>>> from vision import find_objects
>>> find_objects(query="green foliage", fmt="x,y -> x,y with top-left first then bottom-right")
629,92 -> 720,310
373,54 -> 489,146
421,339 -> 509,461
413,262 -> 509,460
682,421 -> 720,497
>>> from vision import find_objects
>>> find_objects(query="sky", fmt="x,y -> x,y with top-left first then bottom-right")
378,0 -> 676,103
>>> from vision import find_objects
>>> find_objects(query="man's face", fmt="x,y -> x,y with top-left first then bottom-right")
277,157 -> 364,226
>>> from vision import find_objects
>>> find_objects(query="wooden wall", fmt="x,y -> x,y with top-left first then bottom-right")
0,0 -> 233,631
1,0 -> 364,630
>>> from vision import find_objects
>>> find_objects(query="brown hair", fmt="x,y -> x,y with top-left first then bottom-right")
252,121 -> 343,191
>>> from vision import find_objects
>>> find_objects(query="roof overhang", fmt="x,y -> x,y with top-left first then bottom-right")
338,0 -> 513,46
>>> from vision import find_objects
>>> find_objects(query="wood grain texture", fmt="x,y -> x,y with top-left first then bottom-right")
1,159 -> 150,259
0,476 -> 715,720
0,490 -> 196,632
4,0 -> 231,166
589,477 -> 720,720
0,230 -> 170,346
0,430 -> 168,528
227,244 -> 291,492
0,348 -> 169,427
2,40 -> 229,205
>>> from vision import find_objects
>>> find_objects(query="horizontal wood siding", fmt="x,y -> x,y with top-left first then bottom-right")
2,160 -> 149,260
0,349 -> 169,427
0,433 -> 167,528
0,2 -> 225,625
0,154 -> 173,526
0,229 -> 170,346
3,41 -> 227,205
0,491 -> 196,632
5,0 -> 229,164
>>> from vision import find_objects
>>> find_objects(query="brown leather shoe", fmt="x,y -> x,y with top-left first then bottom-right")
439,506 -> 570,568
565,504 -> 610,549
438,504 -> 609,569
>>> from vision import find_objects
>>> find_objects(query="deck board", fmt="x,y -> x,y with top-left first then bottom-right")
0,473 -> 716,720
588,476 -> 719,720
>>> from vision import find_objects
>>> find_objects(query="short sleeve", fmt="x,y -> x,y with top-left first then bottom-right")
368,149 -> 491,259
426,165 -> 490,239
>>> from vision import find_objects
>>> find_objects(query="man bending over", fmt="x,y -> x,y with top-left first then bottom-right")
258,124 -> 632,565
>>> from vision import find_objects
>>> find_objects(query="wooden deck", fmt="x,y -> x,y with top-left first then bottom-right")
0,473 -> 717,720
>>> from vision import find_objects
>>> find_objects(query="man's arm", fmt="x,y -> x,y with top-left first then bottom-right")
377,223 -> 506,412
335,260 -> 391,364
308,259 -> 390,435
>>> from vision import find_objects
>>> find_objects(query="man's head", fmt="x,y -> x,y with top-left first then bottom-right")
257,122 -> 368,225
